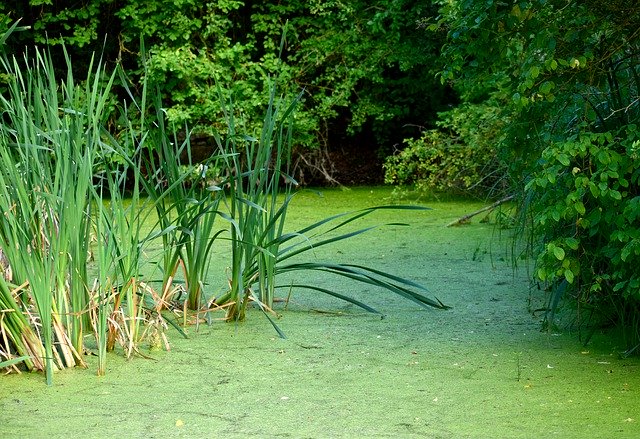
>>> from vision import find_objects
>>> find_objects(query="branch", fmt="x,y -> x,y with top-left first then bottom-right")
446,195 -> 514,227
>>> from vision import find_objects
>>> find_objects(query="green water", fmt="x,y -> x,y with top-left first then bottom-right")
1,187 -> 639,438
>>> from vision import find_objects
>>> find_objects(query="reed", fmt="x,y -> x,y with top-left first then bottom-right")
0,40 -> 115,382
209,78 -> 300,323
139,108 -> 226,312
210,79 -> 448,331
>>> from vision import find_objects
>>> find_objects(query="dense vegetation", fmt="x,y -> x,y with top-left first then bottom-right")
430,0 -> 640,351
1,0 -> 453,185
1,0 -> 639,377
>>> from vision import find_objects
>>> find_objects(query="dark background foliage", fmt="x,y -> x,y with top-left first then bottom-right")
431,0 -> 640,348
1,0 -> 455,185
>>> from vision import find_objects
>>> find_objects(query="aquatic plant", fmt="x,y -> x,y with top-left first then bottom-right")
0,34 -> 114,383
0,25 -> 167,381
139,111 -> 226,312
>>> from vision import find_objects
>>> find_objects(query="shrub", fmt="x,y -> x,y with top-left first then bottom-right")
526,126 -> 640,344
384,102 -> 507,199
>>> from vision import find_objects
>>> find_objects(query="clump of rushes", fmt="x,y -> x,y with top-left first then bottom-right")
92,63 -> 187,363
210,78 -> 449,333
205,30 -> 449,324
139,106 -> 226,313
0,24 -> 167,381
108,43 -> 229,316
92,148 -> 151,360
0,24 -> 115,383
210,79 -> 300,325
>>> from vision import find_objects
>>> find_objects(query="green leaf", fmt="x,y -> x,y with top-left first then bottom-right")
597,149 -> 610,165
0,355 -> 31,369
564,269 -> 574,283
557,153 -> 570,166
565,238 -> 579,250
613,281 -> 627,292
529,66 -> 540,79
552,245 -> 565,260
277,284 -> 381,314
539,81 -> 555,94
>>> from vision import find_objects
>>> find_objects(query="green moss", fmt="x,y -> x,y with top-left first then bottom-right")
1,187 -> 639,438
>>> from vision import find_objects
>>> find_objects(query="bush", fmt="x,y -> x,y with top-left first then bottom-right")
384,102 -> 507,199
526,126 -> 640,342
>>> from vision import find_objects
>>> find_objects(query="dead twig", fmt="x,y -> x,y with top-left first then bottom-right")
446,195 -> 514,227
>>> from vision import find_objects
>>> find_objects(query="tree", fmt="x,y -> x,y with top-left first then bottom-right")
2,1 -> 453,184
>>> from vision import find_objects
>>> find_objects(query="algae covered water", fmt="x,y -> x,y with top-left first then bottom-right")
1,187 -> 639,438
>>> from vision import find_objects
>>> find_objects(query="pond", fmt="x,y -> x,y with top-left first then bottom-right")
1,187 -> 638,438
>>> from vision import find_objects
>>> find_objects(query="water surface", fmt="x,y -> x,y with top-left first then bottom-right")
1,187 -> 638,438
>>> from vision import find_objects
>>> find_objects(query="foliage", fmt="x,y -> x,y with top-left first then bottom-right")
434,0 -> 640,346
1,1 -> 451,176
139,106 -> 226,312
526,127 -> 640,337
0,26 -> 172,381
208,77 -> 450,326
210,79 -> 299,323
0,25 -> 449,380
0,38 -> 113,383
384,101 -> 507,198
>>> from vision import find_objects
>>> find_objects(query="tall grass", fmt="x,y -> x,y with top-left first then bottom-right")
92,69 -> 182,362
209,80 -> 449,330
94,155 -> 150,358
139,108 -> 225,312
210,81 -> 299,323
0,27 -> 165,382
0,42 -> 115,383
107,44 -> 229,315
